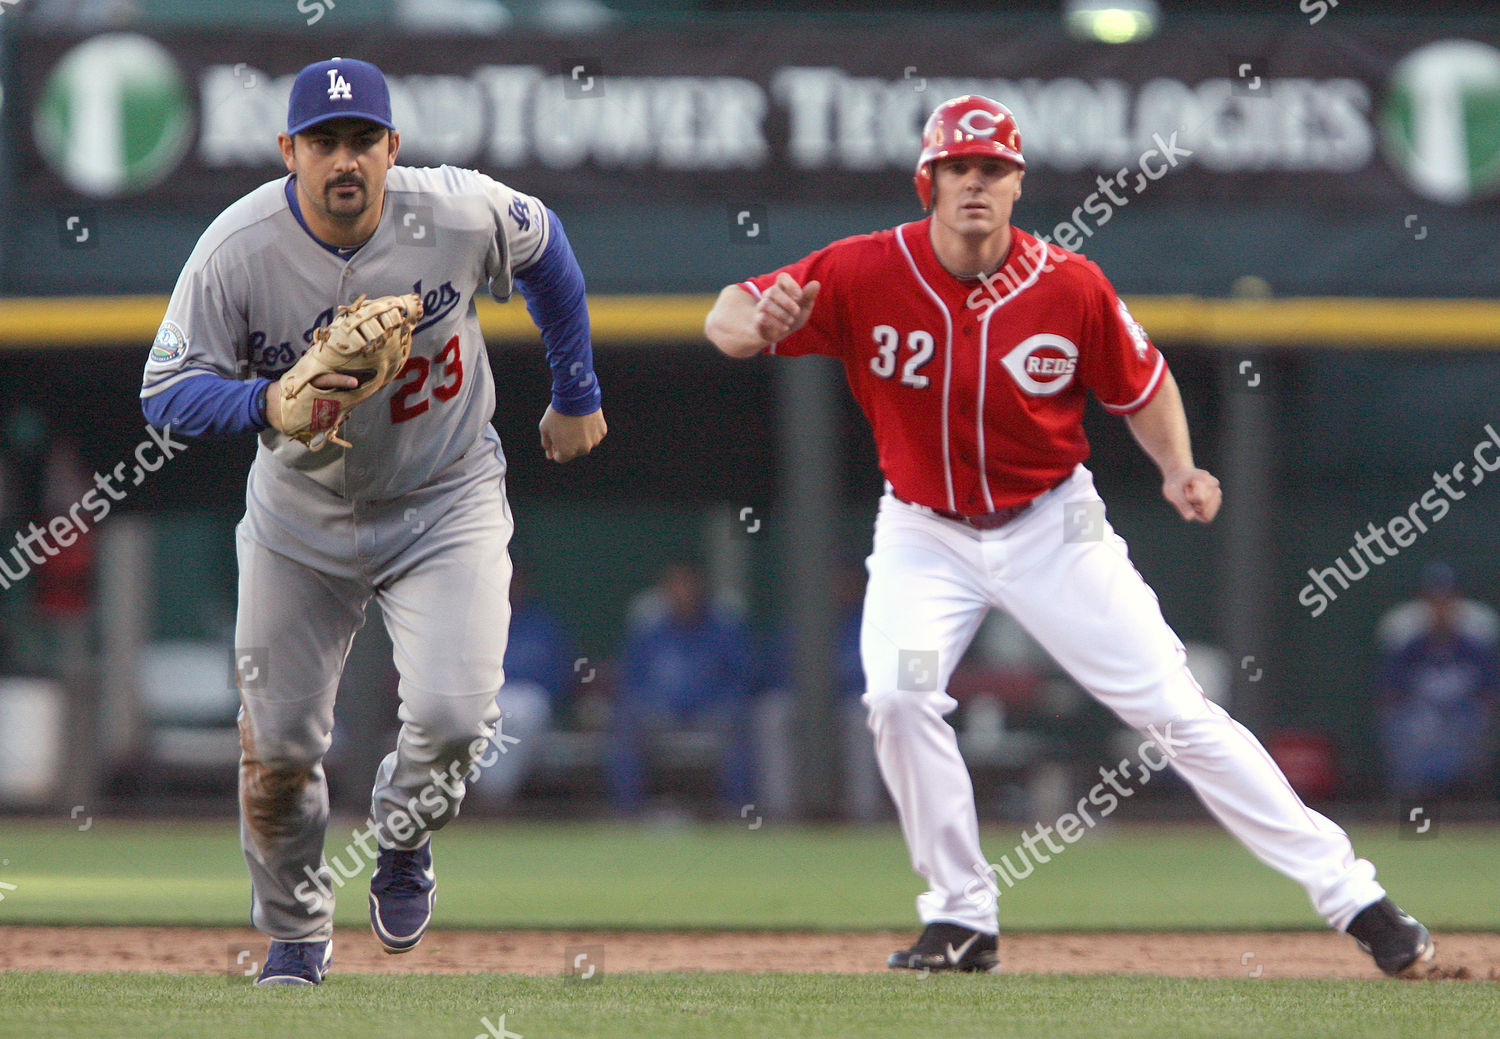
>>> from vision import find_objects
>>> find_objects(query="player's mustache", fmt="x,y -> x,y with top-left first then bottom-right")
326,175 -> 365,192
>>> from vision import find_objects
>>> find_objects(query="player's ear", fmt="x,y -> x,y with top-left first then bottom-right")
386,129 -> 400,169
278,132 -> 296,173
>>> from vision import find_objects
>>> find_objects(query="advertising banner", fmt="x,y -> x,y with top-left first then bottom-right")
12,25 -> 1500,213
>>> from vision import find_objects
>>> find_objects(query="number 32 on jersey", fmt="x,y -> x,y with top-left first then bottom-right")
869,324 -> 934,390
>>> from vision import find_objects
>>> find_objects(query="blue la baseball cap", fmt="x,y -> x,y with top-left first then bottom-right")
287,57 -> 395,136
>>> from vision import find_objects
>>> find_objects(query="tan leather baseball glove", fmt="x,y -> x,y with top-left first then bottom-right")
276,293 -> 423,449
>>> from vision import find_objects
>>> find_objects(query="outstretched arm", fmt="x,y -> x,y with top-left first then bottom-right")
1123,368 -> 1221,523
703,273 -> 821,359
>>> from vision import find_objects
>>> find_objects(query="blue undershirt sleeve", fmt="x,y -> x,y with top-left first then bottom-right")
141,374 -> 271,437
513,210 -> 603,417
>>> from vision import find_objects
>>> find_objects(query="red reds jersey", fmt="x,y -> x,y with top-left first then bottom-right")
742,220 -> 1165,513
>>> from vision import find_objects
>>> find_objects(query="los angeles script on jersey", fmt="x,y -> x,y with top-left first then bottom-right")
246,279 -> 461,377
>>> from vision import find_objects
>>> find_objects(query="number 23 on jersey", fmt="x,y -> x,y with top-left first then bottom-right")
390,334 -> 463,422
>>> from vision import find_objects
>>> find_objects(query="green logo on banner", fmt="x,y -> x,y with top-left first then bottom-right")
33,33 -> 194,198
1381,39 -> 1500,205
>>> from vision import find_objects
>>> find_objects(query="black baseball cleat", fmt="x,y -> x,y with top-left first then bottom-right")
369,838 -> 436,953
888,922 -> 999,973
1346,897 -> 1435,976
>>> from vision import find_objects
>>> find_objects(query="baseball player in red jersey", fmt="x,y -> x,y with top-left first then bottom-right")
705,95 -> 1433,976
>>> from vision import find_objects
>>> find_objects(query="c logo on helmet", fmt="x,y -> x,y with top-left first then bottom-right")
956,109 -> 999,139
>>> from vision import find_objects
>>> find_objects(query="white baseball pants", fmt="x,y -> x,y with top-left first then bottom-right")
860,465 -> 1386,934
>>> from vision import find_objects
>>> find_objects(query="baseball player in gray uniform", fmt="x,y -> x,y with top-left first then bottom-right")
140,58 -> 606,985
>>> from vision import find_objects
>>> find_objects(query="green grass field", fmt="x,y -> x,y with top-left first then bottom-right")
1,817 -> 1495,930
4,971 -> 1497,1039
2,819 -> 1497,1038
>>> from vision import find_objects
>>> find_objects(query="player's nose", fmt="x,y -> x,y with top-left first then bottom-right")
330,142 -> 361,168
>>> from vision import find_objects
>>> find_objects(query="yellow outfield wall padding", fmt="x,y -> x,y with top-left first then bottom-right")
0,294 -> 1498,350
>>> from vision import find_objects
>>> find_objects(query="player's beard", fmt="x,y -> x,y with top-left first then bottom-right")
323,175 -> 368,221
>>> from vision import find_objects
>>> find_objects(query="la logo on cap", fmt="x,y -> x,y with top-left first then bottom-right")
287,57 -> 393,136
327,68 -> 353,101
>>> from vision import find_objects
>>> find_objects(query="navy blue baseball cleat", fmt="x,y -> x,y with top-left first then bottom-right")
369,838 -> 436,953
255,939 -> 332,986
1346,897 -> 1434,976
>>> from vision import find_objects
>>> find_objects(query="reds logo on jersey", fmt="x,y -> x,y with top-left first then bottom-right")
1001,334 -> 1079,397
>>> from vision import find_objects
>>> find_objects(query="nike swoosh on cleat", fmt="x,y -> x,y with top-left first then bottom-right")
945,933 -> 980,965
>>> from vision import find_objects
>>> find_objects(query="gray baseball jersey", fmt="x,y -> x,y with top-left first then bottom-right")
141,164 -> 549,505
142,166 -> 563,942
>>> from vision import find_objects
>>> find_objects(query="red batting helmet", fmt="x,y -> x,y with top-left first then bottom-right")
914,95 -> 1026,210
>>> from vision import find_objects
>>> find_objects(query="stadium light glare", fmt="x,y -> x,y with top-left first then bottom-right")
1064,0 -> 1160,44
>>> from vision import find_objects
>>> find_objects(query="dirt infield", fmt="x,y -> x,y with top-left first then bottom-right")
2,927 -> 1497,980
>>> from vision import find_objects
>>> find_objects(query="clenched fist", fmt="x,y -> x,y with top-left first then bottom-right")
752,273 -> 821,345
1163,467 -> 1221,523
539,405 -> 607,463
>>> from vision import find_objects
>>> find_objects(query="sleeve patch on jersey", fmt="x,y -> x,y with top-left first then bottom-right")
148,320 -> 188,366
1117,299 -> 1151,360
508,195 -> 533,232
